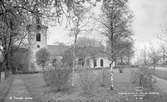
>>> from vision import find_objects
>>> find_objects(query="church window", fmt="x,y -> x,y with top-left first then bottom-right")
36,33 -> 41,41
93,59 -> 97,68
100,59 -> 103,67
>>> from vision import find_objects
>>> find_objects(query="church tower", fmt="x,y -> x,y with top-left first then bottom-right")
27,16 -> 48,71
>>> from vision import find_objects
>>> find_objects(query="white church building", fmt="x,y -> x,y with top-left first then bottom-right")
89,57 -> 111,68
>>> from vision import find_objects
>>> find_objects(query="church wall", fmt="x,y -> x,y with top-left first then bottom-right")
89,57 -> 111,68
28,24 -> 48,72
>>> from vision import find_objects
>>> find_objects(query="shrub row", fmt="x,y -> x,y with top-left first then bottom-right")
43,67 -> 72,92
43,67 -> 112,98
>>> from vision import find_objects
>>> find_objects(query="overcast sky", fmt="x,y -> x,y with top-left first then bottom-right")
129,0 -> 167,49
128,0 -> 167,62
47,0 -> 167,60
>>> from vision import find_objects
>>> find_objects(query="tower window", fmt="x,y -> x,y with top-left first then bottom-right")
36,33 -> 41,41
36,16 -> 40,24
37,25 -> 41,30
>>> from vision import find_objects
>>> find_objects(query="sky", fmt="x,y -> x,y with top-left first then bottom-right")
128,0 -> 167,62
129,0 -> 167,49
47,0 -> 167,62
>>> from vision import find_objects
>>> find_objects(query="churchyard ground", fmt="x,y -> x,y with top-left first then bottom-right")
1,67 -> 167,102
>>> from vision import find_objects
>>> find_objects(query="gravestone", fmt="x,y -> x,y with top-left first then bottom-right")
1,72 -> 5,81
119,69 -> 123,73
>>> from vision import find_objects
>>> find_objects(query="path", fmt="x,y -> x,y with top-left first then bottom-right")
155,67 -> 167,71
153,76 -> 167,94
4,75 -> 35,102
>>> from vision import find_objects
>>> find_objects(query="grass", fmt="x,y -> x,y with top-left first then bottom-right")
20,67 -> 167,102
112,68 -> 167,102
0,75 -> 14,102
21,73 -> 52,102
113,68 -> 138,92
20,68 -> 135,102
154,69 -> 167,80
113,68 -> 167,102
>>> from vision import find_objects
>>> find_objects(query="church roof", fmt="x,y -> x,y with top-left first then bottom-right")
47,44 -> 107,58
84,47 -> 107,58
64,45 -> 107,58
47,45 -> 70,56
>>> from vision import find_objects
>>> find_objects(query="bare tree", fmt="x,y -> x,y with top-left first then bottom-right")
159,44 -> 167,64
99,0 -> 133,90
94,0 -> 133,64
0,0 -> 52,79
109,39 -> 134,65
67,1 -> 94,86
148,47 -> 160,69
158,25 -> 167,43
0,1 -> 26,78
140,48 -> 149,65
157,26 -> 167,65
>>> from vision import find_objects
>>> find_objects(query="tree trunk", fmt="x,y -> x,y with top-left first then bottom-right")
102,69 -> 105,86
73,34 -> 77,69
4,58 -> 9,79
0,70 -> 1,82
128,56 -> 130,65
72,30 -> 79,86
110,20 -> 115,90
121,57 -> 123,64
2,59 -> 7,79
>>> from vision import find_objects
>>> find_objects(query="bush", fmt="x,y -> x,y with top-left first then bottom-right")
131,68 -> 155,91
78,70 -> 99,97
130,67 -> 156,101
36,48 -> 50,71
30,62 -> 36,72
43,66 -> 72,92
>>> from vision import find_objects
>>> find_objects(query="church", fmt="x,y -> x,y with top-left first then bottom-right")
27,17 -> 112,72
27,17 -> 70,71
